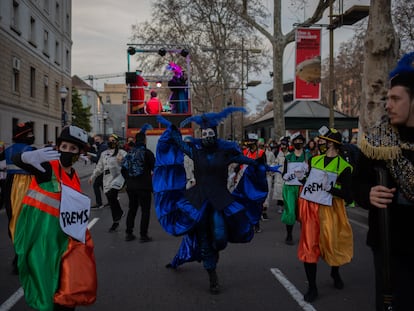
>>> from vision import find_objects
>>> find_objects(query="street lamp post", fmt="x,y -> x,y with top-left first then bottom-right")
103,111 -> 108,140
121,121 -> 125,140
59,86 -> 68,128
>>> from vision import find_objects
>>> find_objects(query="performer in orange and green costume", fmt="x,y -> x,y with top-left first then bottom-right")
13,126 -> 97,311
297,128 -> 353,303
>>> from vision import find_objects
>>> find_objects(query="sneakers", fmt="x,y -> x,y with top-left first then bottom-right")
125,233 -> 136,241
254,225 -> 262,233
91,204 -> 104,209
140,235 -> 153,243
108,222 -> 119,232
261,213 -> 269,221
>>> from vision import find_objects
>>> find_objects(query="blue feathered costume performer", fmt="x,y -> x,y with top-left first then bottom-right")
153,107 -> 281,294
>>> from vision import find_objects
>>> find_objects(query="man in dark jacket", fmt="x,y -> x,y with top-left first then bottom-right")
121,131 -> 155,242
352,51 -> 414,311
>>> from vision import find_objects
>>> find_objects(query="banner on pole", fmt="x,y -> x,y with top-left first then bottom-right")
294,28 -> 321,101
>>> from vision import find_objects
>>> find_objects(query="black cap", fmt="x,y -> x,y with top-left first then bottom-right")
13,121 -> 34,140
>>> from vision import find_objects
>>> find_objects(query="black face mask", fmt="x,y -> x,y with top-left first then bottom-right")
128,142 -> 135,147
19,136 -> 35,145
95,141 -> 100,146
202,137 -> 217,149
60,152 -> 79,167
318,143 -> 327,154
108,141 -> 117,149
293,143 -> 303,150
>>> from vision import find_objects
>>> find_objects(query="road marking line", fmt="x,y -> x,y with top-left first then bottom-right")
0,217 -> 99,311
0,288 -> 24,311
270,268 -> 317,311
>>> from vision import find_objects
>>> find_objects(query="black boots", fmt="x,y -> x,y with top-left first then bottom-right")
285,225 -> 294,245
330,266 -> 344,289
207,269 -> 220,294
304,262 -> 318,302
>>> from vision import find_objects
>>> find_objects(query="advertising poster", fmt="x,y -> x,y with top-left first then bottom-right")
294,28 -> 321,101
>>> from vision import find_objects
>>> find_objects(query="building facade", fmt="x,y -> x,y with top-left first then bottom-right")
0,0 -> 72,146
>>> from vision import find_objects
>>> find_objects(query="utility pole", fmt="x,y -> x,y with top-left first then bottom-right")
328,0 -> 335,128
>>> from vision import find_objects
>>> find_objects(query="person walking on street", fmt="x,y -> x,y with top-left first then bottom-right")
352,51 -> 414,311
297,127 -> 353,303
12,125 -> 97,311
3,121 -> 36,274
89,134 -> 127,232
261,140 -> 277,220
281,132 -> 311,245
121,127 -> 155,242
242,133 -> 266,232
273,137 -> 289,214
89,134 -> 107,209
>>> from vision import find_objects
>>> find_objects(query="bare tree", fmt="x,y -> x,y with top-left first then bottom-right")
392,0 -> 414,54
129,0 -> 268,139
360,0 -> 398,133
239,0 -> 330,140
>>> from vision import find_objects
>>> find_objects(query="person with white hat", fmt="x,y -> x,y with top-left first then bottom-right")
12,125 -> 97,311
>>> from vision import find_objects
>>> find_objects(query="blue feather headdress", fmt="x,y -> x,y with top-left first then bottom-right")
180,107 -> 246,129
389,52 -> 414,90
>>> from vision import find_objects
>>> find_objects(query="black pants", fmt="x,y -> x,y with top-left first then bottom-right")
105,188 -> 123,222
126,189 -> 152,236
372,247 -> 413,311
93,174 -> 104,206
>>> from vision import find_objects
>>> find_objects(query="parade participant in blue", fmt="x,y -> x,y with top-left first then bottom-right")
297,127 -> 353,303
154,107 -> 281,294
12,125 -> 97,311
3,121 -> 36,274
352,51 -> 414,311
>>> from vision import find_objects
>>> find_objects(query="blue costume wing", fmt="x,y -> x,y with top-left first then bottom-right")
153,126 -> 205,236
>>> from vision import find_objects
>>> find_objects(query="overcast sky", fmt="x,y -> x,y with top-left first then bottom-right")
71,0 -> 368,107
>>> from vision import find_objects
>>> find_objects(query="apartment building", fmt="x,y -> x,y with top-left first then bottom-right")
0,0 -> 72,146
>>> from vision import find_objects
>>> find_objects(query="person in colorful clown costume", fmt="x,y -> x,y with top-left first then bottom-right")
167,62 -> 188,113
3,121 -> 36,274
13,126 -> 97,311
154,107 -> 279,294
352,52 -> 414,311
281,132 -> 311,245
297,127 -> 353,303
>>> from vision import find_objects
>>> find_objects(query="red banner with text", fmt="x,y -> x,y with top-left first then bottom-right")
294,28 -> 321,101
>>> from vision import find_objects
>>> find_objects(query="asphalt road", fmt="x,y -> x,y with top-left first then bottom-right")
0,161 -> 375,311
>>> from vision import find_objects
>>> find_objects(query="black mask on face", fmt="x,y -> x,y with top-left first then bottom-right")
95,141 -> 100,146
108,141 -> 117,149
293,143 -> 303,150
128,141 -> 135,147
202,137 -> 217,148
19,136 -> 35,145
60,152 -> 79,167
318,143 -> 327,154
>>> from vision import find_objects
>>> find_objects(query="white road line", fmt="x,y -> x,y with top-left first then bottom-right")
0,217 -> 99,311
0,288 -> 24,311
270,268 -> 317,311
348,218 -> 368,230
